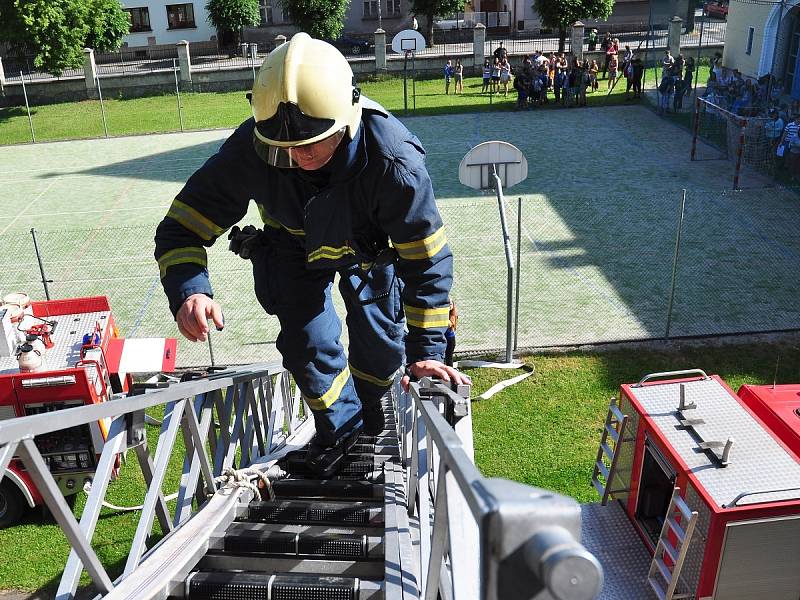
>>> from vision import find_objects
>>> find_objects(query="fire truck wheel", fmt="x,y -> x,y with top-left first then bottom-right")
0,481 -> 26,527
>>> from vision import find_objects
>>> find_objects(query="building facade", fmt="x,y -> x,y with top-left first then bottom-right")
724,0 -> 800,97
121,1 -> 217,47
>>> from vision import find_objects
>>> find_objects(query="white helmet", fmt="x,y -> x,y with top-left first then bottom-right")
251,32 -> 362,168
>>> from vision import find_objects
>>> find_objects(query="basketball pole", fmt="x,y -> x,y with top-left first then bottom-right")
691,96 -> 701,161
492,164 -> 515,364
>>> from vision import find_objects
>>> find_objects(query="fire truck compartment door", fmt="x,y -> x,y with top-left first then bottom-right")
105,338 -> 177,392
713,515 -> 800,599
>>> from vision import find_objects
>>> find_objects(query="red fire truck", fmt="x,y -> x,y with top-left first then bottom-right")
0,295 -> 176,526
588,369 -> 800,600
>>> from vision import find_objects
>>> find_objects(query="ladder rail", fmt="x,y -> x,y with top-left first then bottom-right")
401,377 -> 604,600
647,487 -> 699,600
592,397 -> 630,505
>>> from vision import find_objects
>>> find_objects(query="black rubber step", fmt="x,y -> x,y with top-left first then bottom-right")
282,454 -> 390,477
221,526 -> 383,560
186,571 -> 384,600
349,442 -> 399,456
243,500 -> 384,527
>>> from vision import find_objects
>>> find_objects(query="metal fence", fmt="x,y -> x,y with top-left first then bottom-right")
0,185 -> 796,368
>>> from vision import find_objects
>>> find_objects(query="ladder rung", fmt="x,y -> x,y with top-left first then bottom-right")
648,576 -> 667,600
600,441 -> 615,461
666,517 -> 686,544
609,402 -> 625,423
659,538 -> 679,564
654,557 -> 673,583
604,422 -> 620,443
591,477 -> 606,497
673,494 -> 694,521
595,459 -> 610,480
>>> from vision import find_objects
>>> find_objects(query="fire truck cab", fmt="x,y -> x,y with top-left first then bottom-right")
0,295 -> 176,526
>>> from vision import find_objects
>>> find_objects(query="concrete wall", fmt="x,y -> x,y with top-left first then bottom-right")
723,0 -> 772,78
121,0 -> 217,47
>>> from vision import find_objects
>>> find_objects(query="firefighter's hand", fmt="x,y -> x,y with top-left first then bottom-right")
176,294 -> 224,342
400,360 -> 471,391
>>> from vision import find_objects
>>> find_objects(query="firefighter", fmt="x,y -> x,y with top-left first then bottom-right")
155,33 -> 468,478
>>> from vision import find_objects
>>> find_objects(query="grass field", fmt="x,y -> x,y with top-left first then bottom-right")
2,340 -> 800,594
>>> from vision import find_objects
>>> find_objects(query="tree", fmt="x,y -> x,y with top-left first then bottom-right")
0,0 -> 129,74
205,0 -> 261,48
279,0 -> 349,39
534,0 -> 614,53
410,0 -> 467,46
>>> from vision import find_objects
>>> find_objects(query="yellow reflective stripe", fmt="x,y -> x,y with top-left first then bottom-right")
157,247 -> 208,278
404,304 -> 450,329
393,227 -> 447,260
350,363 -> 396,387
308,245 -> 355,263
257,204 -> 305,235
166,199 -> 226,241
304,367 -> 351,411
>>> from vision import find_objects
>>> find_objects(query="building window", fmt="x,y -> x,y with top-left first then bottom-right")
166,3 -> 196,29
746,26 -> 755,55
363,0 -> 378,18
126,7 -> 151,32
387,0 -> 401,16
259,1 -> 273,25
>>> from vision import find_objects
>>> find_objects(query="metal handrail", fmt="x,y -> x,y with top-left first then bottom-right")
634,369 -> 710,387
0,361 -> 309,600
399,377 -> 604,600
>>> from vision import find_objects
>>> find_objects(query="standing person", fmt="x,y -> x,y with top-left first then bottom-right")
514,68 -> 529,109
673,77 -> 687,110
589,59 -> 599,92
491,57 -> 501,94
683,56 -> 695,96
662,49 -> 675,78
454,59 -> 464,94
765,108 -> 785,157
631,56 -> 644,99
554,66 -> 564,104
482,59 -> 492,93
601,32 -> 613,78
444,59 -> 454,95
607,53 -> 618,89
576,59 -> 588,106
658,71 -> 675,113
444,299 -> 458,367
500,58 -> 512,96
493,41 -> 508,63
154,33 -> 467,478
587,28 -> 598,51
566,64 -> 577,106
620,45 -> 633,81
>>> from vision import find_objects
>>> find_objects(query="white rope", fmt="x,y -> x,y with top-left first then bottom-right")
455,360 -> 535,400
82,464 -> 287,511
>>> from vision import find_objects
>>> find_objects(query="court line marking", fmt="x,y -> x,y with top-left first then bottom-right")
0,178 -> 59,236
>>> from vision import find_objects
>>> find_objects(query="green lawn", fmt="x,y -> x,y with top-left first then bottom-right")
0,74 -> 638,145
2,340 -> 799,594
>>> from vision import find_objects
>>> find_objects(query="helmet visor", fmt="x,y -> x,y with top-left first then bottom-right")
255,101 -> 336,145
254,128 -> 346,169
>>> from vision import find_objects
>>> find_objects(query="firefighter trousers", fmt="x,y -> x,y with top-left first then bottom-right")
251,231 -> 405,447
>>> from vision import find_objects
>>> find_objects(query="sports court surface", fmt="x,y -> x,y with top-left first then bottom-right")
0,105 -> 798,367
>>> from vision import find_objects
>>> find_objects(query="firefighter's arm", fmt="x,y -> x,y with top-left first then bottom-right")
375,142 -> 468,389
154,120 -> 258,322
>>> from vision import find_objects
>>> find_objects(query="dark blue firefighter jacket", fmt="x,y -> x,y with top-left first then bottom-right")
154,98 -> 453,363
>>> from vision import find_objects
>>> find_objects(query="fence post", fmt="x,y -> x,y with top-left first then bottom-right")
668,15 -> 683,57
665,189 -> 686,339
176,40 -> 192,84
514,197 -> 522,351
30,229 -> 52,301
473,24 -> 486,75
375,29 -> 387,73
571,21 -> 585,60
83,48 -> 98,100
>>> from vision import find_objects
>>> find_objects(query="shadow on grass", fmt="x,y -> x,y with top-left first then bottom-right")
0,106 -> 35,122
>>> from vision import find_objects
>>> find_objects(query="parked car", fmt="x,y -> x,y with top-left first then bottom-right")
327,35 -> 374,56
704,1 -> 728,19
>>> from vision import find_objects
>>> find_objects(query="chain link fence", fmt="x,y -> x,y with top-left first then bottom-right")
1,186 -> 797,368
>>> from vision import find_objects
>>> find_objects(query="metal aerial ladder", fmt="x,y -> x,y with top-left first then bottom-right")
0,362 -> 604,600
